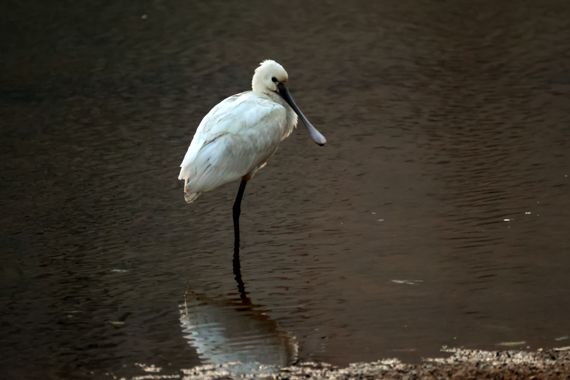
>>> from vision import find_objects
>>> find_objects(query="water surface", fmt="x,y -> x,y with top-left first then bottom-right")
1,0 -> 569,378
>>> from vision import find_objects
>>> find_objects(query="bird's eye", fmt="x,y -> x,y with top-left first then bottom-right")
271,77 -> 278,83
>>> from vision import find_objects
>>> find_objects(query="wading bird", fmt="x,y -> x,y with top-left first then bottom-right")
178,59 -> 326,245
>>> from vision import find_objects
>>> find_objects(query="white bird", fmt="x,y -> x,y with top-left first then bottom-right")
178,59 -> 326,243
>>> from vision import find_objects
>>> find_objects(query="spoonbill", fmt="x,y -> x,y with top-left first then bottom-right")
178,59 -> 326,244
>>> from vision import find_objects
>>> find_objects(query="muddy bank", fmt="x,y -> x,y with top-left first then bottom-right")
126,347 -> 570,379
275,348 -> 570,380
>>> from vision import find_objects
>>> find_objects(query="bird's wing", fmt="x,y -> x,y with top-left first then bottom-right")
179,93 -> 287,192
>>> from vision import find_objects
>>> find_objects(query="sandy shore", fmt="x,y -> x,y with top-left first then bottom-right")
134,347 -> 570,379
274,347 -> 570,379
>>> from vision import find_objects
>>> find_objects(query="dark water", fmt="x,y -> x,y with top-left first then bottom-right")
1,0 -> 570,378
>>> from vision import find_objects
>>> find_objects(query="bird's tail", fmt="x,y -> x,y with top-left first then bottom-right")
183,180 -> 201,204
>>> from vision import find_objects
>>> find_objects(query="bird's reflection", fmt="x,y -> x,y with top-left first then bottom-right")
179,241 -> 298,374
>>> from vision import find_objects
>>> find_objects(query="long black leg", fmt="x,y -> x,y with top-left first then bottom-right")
232,178 -> 250,303
232,178 -> 248,249
232,243 -> 250,303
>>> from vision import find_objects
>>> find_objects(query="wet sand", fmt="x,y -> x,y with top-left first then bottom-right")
125,348 -> 570,379
278,348 -> 570,379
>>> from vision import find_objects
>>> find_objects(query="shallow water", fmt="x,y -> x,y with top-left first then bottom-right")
1,0 -> 569,378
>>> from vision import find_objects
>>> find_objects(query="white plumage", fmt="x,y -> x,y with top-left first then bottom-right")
178,59 -> 326,204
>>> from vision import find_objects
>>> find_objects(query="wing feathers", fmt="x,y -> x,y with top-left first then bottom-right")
178,92 -> 288,194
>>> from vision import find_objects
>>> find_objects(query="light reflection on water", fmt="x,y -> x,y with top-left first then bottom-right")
1,0 -> 569,378
179,246 -> 298,374
179,290 -> 298,372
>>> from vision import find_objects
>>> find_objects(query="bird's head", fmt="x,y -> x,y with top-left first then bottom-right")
251,59 -> 327,146
252,59 -> 289,94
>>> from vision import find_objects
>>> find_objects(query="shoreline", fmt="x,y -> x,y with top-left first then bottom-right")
276,347 -> 570,379
130,347 -> 570,379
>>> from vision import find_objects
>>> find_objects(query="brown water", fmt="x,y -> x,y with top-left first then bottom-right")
1,0 -> 570,378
